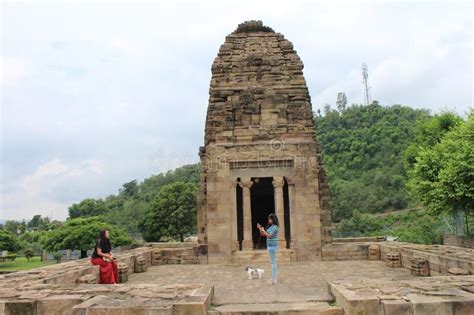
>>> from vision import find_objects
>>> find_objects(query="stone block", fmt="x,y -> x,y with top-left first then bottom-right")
410,258 -> 430,276
387,252 -> 401,268
3,300 -> 37,315
118,262 -> 129,283
76,274 -> 97,284
381,299 -> 413,315
448,267 -> 470,275
452,300 -> 474,315
134,256 -> 148,273
368,244 -> 381,261
36,295 -> 84,315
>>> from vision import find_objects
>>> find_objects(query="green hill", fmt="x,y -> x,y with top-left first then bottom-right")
64,103 -> 469,244
315,102 -> 429,221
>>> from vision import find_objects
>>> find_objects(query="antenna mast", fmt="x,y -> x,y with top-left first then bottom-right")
362,63 -> 371,105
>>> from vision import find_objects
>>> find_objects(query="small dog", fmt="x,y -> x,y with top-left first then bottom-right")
245,266 -> 264,280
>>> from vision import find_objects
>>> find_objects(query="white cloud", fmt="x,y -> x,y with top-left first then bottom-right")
1,159 -> 104,220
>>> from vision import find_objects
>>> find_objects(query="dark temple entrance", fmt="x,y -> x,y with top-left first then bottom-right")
250,177 -> 275,249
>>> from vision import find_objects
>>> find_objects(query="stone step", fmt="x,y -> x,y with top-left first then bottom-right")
209,302 -> 343,315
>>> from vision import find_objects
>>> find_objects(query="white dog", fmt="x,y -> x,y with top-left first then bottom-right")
245,266 -> 264,280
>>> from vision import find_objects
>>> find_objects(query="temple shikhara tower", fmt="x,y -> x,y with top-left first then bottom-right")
198,21 -> 332,263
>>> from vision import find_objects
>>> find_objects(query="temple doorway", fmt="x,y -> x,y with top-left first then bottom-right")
250,177 -> 275,249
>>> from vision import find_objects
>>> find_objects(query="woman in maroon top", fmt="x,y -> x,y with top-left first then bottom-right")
90,229 -> 118,284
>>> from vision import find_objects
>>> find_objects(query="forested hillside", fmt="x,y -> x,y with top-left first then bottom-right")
68,164 -> 200,236
4,103 -> 470,249
315,103 -> 430,221
64,102 -> 469,242
67,102 -> 444,231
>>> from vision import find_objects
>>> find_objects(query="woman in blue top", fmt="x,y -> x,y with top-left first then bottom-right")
257,213 -> 279,284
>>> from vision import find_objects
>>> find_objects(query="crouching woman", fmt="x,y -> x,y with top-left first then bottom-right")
91,229 -> 118,284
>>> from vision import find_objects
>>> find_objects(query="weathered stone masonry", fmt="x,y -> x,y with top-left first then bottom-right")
197,21 -> 332,263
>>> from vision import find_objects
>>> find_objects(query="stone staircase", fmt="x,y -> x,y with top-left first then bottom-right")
208,302 -> 343,315
232,249 -> 296,265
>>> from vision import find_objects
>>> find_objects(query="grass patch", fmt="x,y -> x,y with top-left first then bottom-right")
329,300 -> 338,306
0,256 -> 56,271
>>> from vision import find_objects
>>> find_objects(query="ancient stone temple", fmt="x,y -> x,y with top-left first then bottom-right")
198,21 -> 332,263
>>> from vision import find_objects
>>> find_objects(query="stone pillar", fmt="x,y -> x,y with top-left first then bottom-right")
272,176 -> 286,248
286,176 -> 296,249
239,178 -> 253,250
230,179 -> 239,252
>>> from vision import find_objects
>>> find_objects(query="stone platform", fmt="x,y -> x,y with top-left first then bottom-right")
1,242 -> 473,314
329,275 -> 474,314
127,261 -> 413,306
322,241 -> 474,275
0,245 -> 213,315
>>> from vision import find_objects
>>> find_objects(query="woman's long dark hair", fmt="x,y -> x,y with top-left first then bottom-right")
98,229 -> 111,247
268,213 -> 279,226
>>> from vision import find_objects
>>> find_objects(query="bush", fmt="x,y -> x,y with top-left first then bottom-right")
24,247 -> 34,262
0,230 -> 20,252
41,217 -> 132,258
53,252 -> 62,263
3,253 -> 17,261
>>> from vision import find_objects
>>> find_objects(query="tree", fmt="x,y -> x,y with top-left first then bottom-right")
315,103 -> 428,221
120,180 -> 139,197
41,217 -> 132,258
408,114 -> 473,222
68,198 -> 108,219
336,92 -> 347,112
27,215 -> 50,230
140,182 -> 197,242
0,230 -> 20,252
19,231 -> 45,256
53,252 -> 62,263
24,247 -> 34,261
404,112 -> 462,169
3,220 -> 26,235
100,164 -> 199,235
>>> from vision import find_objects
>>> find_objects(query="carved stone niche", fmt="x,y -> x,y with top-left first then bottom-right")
244,54 -> 269,69
386,252 -> 401,268
410,258 -> 430,276
239,90 -> 254,106
368,244 -> 380,261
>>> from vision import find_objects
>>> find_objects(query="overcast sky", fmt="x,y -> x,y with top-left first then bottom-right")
1,0 -> 472,221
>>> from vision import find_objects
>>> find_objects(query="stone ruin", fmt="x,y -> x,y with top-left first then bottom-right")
0,244 -> 211,315
198,20 -> 331,263
1,240 -> 473,314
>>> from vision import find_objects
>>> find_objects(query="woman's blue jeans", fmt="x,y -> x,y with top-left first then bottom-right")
267,245 -> 278,281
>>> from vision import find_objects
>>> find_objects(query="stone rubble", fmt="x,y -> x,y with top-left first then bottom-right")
0,245 -> 212,315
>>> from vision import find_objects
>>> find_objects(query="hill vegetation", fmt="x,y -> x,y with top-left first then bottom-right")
315,102 -> 430,221
1,103 -> 472,256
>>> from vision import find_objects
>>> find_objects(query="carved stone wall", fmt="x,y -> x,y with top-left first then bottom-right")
198,21 -> 332,262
